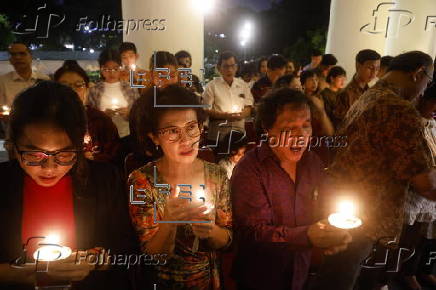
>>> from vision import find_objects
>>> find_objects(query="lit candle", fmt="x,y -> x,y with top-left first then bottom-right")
2,105 -> 10,115
231,105 -> 241,113
328,200 -> 362,229
33,234 -> 72,262
83,133 -> 91,145
192,187 -> 214,253
130,64 -> 136,71
111,98 -> 119,110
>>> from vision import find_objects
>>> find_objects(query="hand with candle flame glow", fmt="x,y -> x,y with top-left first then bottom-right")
307,219 -> 352,255
191,221 -> 217,239
163,186 -> 209,222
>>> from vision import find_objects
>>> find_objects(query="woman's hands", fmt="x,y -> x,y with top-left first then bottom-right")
307,220 -> 352,255
163,186 -> 209,223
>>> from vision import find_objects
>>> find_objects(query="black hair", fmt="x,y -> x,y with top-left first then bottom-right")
311,49 -> 322,57
237,61 -> 256,78
257,56 -> 268,72
274,74 -> 297,89
326,66 -> 346,84
8,42 -> 31,54
98,48 -> 122,66
267,54 -> 287,70
149,51 -> 178,70
7,81 -> 88,187
356,49 -> 381,64
380,55 -> 394,68
175,50 -> 192,61
131,85 -> 207,159
54,60 -> 90,86
300,70 -> 316,85
119,42 -> 137,54
217,51 -> 237,67
216,131 -> 248,160
256,87 -> 310,130
388,51 -> 433,73
321,54 -> 338,66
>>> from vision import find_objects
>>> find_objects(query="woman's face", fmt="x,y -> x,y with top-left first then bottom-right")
331,75 -> 346,90
101,60 -> 121,83
303,76 -> 318,94
150,109 -> 201,164
259,60 -> 267,74
152,65 -> 178,88
15,123 -> 76,187
57,72 -> 88,103
267,104 -> 312,163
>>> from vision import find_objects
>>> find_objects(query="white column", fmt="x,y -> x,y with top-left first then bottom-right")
121,0 -> 204,77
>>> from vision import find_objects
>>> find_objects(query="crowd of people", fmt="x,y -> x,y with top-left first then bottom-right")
0,41 -> 435,290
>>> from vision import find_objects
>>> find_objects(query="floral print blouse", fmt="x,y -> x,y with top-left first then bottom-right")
128,160 -> 232,289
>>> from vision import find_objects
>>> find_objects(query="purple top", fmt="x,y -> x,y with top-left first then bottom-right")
231,143 -> 324,290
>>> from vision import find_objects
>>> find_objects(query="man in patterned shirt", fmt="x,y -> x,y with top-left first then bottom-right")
312,51 -> 436,290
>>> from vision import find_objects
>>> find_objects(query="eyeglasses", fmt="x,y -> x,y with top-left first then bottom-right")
423,70 -> 434,87
156,121 -> 202,142
15,146 -> 79,166
60,81 -> 87,90
221,64 -> 237,70
102,68 -> 121,73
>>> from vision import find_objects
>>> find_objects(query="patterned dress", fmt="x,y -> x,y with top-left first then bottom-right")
128,160 -> 232,290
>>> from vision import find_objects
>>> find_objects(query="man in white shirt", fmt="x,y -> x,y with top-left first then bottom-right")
203,51 -> 254,143
0,43 -> 50,107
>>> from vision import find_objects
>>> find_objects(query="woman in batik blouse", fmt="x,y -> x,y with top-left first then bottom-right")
128,85 -> 232,290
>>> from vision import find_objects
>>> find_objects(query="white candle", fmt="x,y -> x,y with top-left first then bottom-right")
192,187 -> 214,253
231,105 -> 240,113
328,200 -> 362,229
111,98 -> 119,110
33,234 -> 72,261
2,105 -> 10,115
130,64 -> 136,71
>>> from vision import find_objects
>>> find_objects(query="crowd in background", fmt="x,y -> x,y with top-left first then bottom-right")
0,41 -> 435,290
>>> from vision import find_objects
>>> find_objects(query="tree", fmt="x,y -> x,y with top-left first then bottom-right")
0,14 -> 16,50
283,28 -> 327,65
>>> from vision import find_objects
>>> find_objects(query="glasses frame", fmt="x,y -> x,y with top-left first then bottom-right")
156,121 -> 203,142
15,145 -> 80,166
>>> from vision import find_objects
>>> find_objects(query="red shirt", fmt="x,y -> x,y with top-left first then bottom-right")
21,175 -> 77,256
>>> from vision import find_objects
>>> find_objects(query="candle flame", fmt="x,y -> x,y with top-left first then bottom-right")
338,201 -> 355,216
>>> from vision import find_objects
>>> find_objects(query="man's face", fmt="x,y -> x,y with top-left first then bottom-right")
9,43 -> 32,72
178,57 -> 192,68
267,104 -> 312,163
218,57 -> 237,82
312,55 -> 322,67
120,50 -> 138,67
356,60 -> 380,84
303,76 -> 319,93
259,60 -> 267,74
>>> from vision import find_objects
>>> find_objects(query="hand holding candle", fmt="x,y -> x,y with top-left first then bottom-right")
328,200 -> 362,229
2,105 -> 10,116
191,187 -> 215,252
33,234 -> 72,262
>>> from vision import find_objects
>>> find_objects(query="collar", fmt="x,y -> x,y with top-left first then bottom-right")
350,75 -> 369,91
219,76 -> 239,88
11,70 -> 37,81
373,79 -> 402,96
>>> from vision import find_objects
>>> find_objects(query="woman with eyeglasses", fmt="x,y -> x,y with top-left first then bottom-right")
0,81 -> 138,290
128,85 -> 232,289
87,48 -> 139,138
54,61 -> 121,165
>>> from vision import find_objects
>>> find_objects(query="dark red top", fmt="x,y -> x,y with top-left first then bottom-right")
21,175 -> 76,256
231,143 -> 324,290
